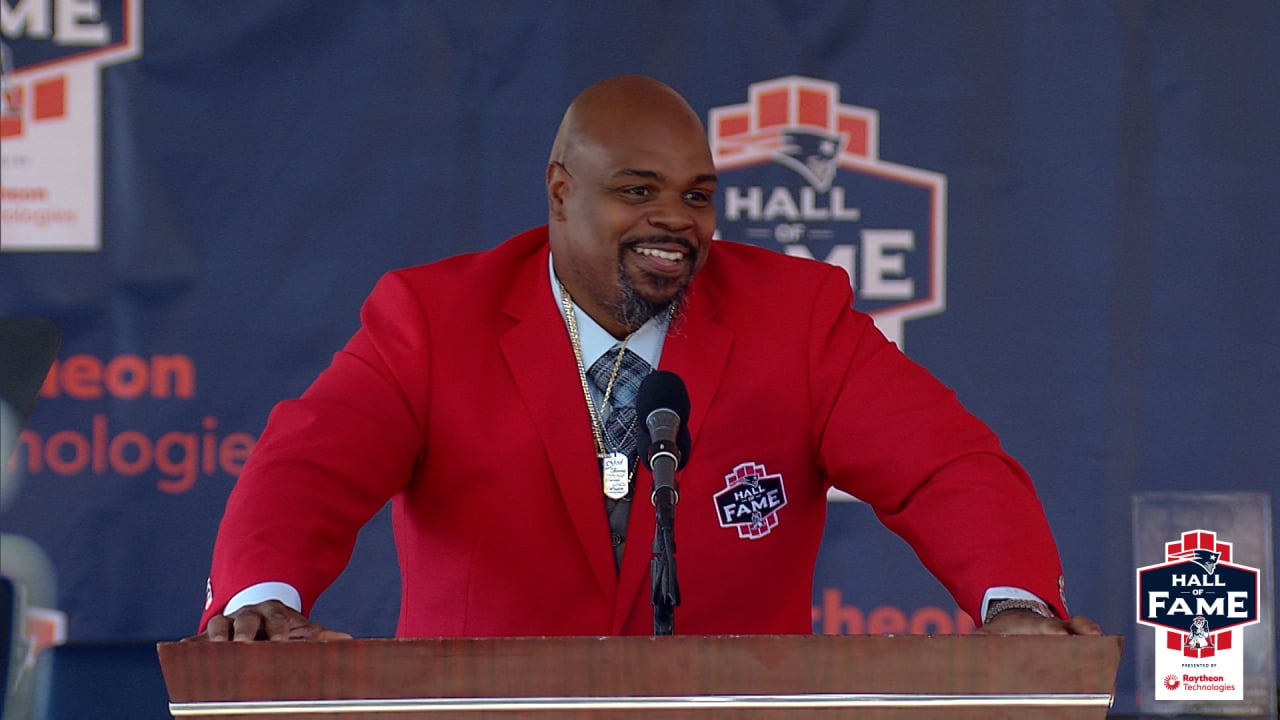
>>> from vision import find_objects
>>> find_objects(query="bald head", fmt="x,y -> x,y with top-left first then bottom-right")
549,76 -> 708,167
544,75 -> 718,338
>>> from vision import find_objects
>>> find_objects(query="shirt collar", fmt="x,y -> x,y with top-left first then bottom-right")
548,253 -> 667,369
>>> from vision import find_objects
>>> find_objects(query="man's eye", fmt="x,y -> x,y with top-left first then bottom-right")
621,186 -> 652,198
684,190 -> 712,205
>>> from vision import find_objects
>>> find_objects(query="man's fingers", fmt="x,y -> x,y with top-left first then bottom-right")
231,610 -> 264,642
982,610 -> 1105,636
1065,614 -> 1103,635
262,605 -> 295,641
205,614 -> 231,641
197,602 -> 350,642
1024,618 -> 1069,635
286,615 -> 352,641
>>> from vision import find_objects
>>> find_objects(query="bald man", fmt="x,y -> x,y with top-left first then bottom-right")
200,76 -> 1099,641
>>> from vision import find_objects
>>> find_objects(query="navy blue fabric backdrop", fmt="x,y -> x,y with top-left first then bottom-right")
2,2 -> 1278,713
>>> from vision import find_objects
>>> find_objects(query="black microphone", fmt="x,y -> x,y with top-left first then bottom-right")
636,370 -> 688,636
636,371 -> 691,473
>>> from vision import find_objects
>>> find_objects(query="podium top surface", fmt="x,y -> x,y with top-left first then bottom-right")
157,634 -> 1123,719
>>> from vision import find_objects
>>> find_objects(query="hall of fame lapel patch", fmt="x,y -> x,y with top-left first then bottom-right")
714,462 -> 787,539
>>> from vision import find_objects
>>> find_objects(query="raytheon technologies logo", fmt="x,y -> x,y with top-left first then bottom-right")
708,76 -> 946,348
1136,529 -> 1261,701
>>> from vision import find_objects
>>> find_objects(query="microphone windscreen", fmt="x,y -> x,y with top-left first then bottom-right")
636,371 -> 692,468
636,371 -> 690,423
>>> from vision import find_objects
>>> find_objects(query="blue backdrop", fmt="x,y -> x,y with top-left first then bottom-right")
2,2 -> 1278,714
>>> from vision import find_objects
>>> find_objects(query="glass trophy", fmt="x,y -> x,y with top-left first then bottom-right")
1133,492 -> 1275,717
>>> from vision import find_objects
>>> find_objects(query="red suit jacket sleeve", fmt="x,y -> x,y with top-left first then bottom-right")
803,267 -> 1066,619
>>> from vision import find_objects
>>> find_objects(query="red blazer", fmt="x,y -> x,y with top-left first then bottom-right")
203,226 -> 1067,636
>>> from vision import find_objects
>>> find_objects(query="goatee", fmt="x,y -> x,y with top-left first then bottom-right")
614,272 -> 688,333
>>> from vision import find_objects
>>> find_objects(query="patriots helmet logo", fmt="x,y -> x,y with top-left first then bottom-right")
773,128 -> 846,192
1172,545 -> 1223,573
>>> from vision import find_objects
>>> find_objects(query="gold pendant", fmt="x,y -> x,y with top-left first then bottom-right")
602,452 -> 630,500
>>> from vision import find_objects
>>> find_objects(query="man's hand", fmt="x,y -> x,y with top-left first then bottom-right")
192,600 -> 353,642
977,609 -> 1103,636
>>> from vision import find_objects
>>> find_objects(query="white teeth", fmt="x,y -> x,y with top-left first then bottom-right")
634,247 -> 684,262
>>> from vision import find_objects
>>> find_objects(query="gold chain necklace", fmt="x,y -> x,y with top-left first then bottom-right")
559,281 -> 633,458
559,282 -> 640,501
559,281 -> 678,499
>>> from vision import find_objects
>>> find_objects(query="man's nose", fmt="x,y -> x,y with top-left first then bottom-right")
646,197 -> 695,233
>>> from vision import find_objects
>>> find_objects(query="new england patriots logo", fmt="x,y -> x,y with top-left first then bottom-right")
714,462 -> 787,539
773,128 -> 846,192
1170,548 -> 1222,574
1186,616 -> 1212,648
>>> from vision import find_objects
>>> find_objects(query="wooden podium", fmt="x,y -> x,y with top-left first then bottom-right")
157,634 -> 1122,719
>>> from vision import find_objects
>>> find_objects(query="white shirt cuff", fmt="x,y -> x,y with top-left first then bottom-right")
222,582 -> 302,616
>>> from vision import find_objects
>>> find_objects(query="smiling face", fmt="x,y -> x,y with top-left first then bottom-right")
547,76 -> 718,337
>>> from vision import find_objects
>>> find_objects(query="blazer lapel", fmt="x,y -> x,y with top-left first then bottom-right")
499,245 -> 619,604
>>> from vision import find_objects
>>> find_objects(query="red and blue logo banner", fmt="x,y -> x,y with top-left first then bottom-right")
1137,530 -> 1262,700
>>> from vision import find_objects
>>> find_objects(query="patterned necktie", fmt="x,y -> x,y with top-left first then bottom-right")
587,346 -> 651,569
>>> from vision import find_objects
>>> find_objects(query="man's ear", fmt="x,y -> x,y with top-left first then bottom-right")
546,162 -> 570,221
